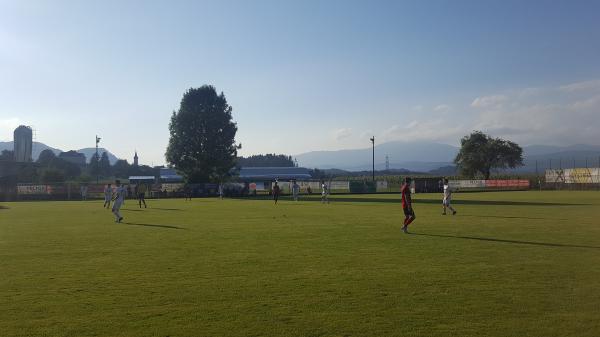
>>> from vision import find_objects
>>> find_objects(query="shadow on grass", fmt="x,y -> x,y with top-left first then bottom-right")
124,222 -> 184,230
458,214 -> 567,221
149,208 -> 184,211
0,205 -> 9,210
411,232 -> 600,249
233,196 -> 586,207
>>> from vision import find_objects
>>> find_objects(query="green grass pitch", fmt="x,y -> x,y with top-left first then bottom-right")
1,191 -> 600,337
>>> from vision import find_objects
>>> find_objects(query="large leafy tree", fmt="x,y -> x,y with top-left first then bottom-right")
112,159 -> 131,179
166,85 -> 240,183
0,150 -> 14,161
37,149 -> 57,164
99,152 -> 111,177
89,152 -> 101,177
454,131 -> 523,179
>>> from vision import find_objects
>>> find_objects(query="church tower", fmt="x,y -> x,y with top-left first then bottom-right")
133,151 -> 139,166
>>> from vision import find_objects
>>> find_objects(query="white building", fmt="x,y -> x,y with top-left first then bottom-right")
13,125 -> 32,162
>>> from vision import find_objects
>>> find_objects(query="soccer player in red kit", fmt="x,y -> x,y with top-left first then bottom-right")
401,177 -> 416,233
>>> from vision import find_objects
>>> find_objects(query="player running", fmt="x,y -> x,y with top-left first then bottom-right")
272,181 -> 281,204
137,182 -> 148,208
103,183 -> 112,209
321,181 -> 329,204
292,180 -> 300,201
401,177 -> 416,234
442,178 -> 457,215
111,180 -> 126,223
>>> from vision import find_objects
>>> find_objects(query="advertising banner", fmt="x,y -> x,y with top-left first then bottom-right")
376,180 -> 388,191
448,179 -> 529,190
161,183 -> 185,192
17,185 -> 48,195
330,181 -> 350,191
448,180 -> 486,189
546,168 -> 600,184
486,180 -> 530,188
298,181 -> 321,193
249,182 -> 265,191
565,168 -> 600,184
545,169 -> 565,183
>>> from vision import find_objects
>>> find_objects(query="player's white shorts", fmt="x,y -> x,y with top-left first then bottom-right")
443,198 -> 451,206
112,200 -> 123,212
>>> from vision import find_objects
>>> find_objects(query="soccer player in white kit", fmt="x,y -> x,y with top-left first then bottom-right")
103,183 -> 112,209
292,180 -> 300,201
112,180 -> 126,223
321,181 -> 329,204
442,178 -> 457,215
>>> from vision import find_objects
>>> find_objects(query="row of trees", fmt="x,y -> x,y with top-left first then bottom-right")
237,154 -> 295,167
0,149 -> 159,183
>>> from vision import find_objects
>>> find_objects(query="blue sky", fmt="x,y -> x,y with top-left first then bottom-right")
1,0 -> 599,165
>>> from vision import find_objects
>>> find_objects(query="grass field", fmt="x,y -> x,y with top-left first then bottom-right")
1,191 -> 600,337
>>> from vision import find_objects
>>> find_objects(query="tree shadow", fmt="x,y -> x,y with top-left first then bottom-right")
416,198 -> 588,207
238,196 -> 586,207
124,222 -> 184,230
150,208 -> 184,211
411,232 -> 600,250
458,214 -> 567,220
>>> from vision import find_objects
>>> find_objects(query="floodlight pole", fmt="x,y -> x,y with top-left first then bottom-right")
95,135 -> 101,184
370,136 -> 375,183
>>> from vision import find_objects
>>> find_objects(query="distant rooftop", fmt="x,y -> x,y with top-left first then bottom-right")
129,176 -> 155,181
159,168 -> 183,181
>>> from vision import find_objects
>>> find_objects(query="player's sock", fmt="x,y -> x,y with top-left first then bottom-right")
406,217 -> 415,225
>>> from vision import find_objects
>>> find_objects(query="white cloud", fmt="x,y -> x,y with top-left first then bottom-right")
381,120 -> 464,144
0,117 -> 21,141
559,80 -> 600,92
470,81 -> 600,145
359,129 -> 374,140
332,128 -> 353,141
378,78 -> 600,147
433,104 -> 451,112
471,95 -> 507,108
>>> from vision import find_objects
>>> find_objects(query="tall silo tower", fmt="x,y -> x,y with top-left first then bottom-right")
13,125 -> 33,162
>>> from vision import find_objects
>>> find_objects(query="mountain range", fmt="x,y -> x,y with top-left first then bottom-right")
0,141 -> 121,165
294,141 -> 600,172
3,140 -> 599,173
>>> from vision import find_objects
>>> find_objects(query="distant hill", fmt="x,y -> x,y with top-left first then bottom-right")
295,141 -> 600,173
295,141 -> 458,171
0,141 -> 62,160
0,141 -> 121,164
76,148 -> 120,165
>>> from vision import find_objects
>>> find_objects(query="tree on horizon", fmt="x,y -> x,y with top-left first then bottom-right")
166,85 -> 240,183
454,131 -> 523,179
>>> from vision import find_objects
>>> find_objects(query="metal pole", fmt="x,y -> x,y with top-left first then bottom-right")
95,135 -> 100,184
370,136 -> 375,183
